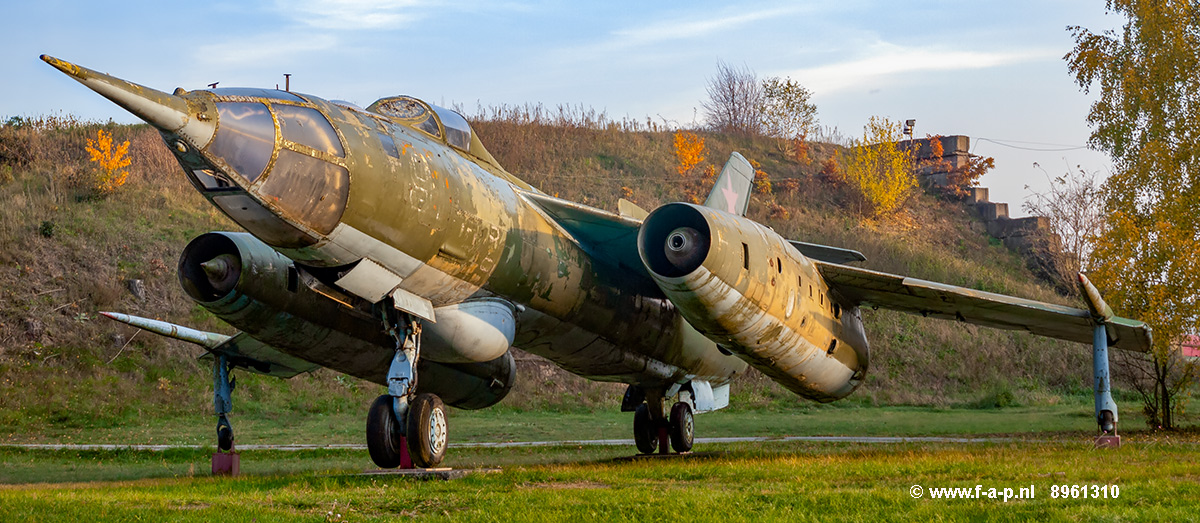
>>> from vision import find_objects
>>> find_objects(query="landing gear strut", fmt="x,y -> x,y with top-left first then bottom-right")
212,354 -> 239,475
366,307 -> 448,468
1093,323 -> 1120,448
631,388 -> 694,455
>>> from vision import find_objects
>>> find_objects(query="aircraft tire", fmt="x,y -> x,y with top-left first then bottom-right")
366,394 -> 405,469
633,404 -> 657,454
407,393 -> 448,468
669,402 -> 694,453
217,418 -> 234,452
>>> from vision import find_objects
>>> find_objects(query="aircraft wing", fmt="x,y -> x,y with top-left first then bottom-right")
520,191 -> 650,278
789,240 -> 867,264
101,312 -> 320,377
198,332 -> 321,378
815,261 -> 1153,352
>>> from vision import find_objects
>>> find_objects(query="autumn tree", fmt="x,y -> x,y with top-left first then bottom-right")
761,76 -> 818,163
672,130 -> 706,175
1067,0 -> 1200,428
702,61 -> 764,136
835,116 -> 916,218
672,130 -> 712,203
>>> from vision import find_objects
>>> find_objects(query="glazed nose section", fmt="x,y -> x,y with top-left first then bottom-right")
41,55 -> 215,148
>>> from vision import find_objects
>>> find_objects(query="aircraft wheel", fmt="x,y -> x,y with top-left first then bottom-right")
669,402 -> 694,453
216,416 -> 234,452
1100,410 -> 1116,433
633,404 -> 657,454
407,393 -> 448,468
366,394 -> 405,468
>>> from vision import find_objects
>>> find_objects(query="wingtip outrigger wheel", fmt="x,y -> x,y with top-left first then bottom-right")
1079,274 -> 1120,448
211,354 -> 240,474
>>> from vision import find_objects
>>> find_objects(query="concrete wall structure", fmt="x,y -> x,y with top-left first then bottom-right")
901,135 -> 1061,264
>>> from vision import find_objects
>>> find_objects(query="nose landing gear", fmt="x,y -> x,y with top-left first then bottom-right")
366,307 -> 448,469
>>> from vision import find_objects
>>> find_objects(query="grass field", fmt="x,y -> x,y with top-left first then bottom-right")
2,401 -> 1142,446
2,437 -> 1198,522
3,406 -> 1199,521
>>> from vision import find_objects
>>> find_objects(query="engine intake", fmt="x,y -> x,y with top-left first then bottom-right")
639,203 -> 710,277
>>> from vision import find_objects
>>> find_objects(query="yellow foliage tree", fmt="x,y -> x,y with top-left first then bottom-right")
834,116 -> 915,218
85,128 -> 131,195
1068,0 -> 1200,428
673,130 -> 706,175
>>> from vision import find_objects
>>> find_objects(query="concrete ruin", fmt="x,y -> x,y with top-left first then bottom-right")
902,136 -> 1062,267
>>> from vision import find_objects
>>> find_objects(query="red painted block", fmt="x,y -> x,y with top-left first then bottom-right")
1095,435 -> 1121,449
212,452 -> 240,476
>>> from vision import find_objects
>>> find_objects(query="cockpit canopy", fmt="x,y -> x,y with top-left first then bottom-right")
366,96 -> 472,151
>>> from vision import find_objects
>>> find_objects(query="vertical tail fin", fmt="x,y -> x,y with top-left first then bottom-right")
704,152 -> 754,216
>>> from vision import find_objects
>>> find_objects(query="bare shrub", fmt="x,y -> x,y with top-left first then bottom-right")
1021,164 -> 1105,289
701,61 -> 763,136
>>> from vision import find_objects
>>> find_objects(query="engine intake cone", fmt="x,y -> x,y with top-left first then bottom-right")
664,227 -> 708,274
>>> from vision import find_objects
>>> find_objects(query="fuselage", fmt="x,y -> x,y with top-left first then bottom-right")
42,50 -> 869,402
167,88 -> 753,389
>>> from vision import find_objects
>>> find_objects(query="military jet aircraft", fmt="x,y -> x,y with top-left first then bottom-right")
43,55 -> 1150,468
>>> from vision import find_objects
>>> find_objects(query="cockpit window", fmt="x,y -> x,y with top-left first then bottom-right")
210,88 -> 305,103
367,96 -> 442,139
275,105 -> 345,157
210,102 -> 275,182
259,149 -> 349,235
370,97 -> 427,119
430,105 -> 471,150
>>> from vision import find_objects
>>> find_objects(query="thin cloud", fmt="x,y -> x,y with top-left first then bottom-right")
790,42 -> 1059,94
611,6 -> 808,48
280,0 -> 429,30
195,33 -> 340,67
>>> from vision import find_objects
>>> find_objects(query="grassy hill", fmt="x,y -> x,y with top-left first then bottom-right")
0,114 -> 1105,441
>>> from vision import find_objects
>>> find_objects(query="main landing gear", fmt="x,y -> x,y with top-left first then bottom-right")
629,387 -> 694,455
366,307 -> 448,469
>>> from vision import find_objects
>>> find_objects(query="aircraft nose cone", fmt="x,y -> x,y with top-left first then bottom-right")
41,55 -> 215,147
664,227 -> 709,273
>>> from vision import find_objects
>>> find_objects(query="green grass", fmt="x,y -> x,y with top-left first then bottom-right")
1,402 -> 1149,447
1,438 -> 1198,521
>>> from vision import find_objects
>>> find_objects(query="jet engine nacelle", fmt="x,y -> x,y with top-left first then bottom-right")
178,232 -> 514,409
638,203 -> 869,402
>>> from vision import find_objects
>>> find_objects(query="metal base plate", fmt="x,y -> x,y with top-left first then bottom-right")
614,451 -> 724,463
357,468 -> 501,480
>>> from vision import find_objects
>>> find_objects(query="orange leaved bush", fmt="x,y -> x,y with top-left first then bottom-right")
85,129 -> 131,195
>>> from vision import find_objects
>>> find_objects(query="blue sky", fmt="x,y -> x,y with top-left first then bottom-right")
2,1 -> 1121,215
